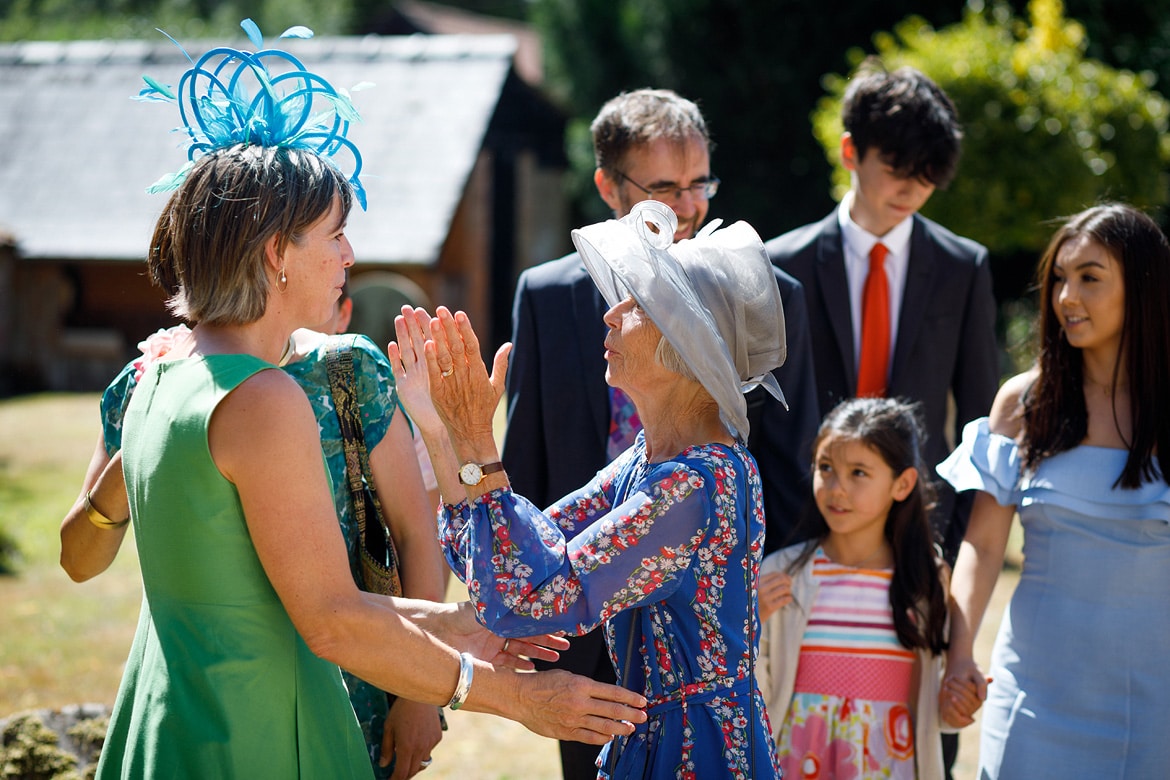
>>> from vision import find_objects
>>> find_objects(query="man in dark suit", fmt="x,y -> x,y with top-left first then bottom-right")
503,88 -> 819,780
766,63 -> 998,777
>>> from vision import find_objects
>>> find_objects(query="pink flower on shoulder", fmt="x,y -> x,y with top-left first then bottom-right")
132,324 -> 193,381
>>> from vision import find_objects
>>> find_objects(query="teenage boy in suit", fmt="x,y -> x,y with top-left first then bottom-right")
504,88 -> 819,780
766,62 -> 999,777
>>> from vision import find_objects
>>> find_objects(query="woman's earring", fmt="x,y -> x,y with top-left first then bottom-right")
277,267 -> 288,293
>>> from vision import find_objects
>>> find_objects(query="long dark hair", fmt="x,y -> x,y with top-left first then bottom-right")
1023,202 -> 1170,488
790,397 -> 947,654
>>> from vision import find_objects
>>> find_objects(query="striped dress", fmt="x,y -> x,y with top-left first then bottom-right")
776,548 -> 916,780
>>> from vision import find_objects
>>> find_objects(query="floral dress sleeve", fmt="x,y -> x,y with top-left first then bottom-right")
348,334 -> 399,450
439,440 -> 716,637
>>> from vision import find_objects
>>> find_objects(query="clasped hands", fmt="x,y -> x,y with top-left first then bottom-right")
939,654 -> 991,728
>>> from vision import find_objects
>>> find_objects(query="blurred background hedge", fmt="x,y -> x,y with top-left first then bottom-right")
4,0 -> 1170,338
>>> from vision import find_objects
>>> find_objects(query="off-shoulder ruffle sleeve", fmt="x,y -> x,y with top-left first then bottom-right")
936,418 -> 1021,507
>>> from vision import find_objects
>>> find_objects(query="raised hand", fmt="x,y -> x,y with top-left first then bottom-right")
387,305 -> 444,437
424,307 -> 511,447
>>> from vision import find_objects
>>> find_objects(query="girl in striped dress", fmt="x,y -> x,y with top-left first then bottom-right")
757,398 -> 964,780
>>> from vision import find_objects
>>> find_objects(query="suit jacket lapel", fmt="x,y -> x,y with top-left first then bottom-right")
891,216 -> 935,391
572,275 -> 611,450
814,214 -> 856,391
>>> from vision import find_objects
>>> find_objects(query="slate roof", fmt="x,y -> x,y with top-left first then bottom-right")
0,32 -> 518,265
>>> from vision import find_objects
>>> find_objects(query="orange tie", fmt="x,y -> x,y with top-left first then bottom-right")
857,242 -> 889,397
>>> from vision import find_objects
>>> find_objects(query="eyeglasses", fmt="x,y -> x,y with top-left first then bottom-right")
613,170 -> 720,201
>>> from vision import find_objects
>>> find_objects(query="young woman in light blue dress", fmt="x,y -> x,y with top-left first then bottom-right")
937,203 -> 1170,778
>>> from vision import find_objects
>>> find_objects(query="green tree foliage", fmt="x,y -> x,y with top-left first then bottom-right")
1016,0 -> 1170,93
812,0 -> 1170,258
530,0 -> 968,237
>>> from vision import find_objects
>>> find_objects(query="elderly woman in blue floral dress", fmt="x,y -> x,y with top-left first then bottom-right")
389,201 -> 785,779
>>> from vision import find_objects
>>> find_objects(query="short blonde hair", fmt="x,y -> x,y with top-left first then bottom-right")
147,144 -> 353,326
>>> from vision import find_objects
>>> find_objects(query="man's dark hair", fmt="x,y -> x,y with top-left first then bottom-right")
842,59 -> 962,188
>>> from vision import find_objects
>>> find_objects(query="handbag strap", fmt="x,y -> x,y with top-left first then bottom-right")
324,336 -> 382,541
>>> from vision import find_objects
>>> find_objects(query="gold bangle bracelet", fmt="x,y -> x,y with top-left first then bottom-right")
84,491 -> 129,529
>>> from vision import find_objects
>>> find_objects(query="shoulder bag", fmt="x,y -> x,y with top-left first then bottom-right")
325,336 -> 404,599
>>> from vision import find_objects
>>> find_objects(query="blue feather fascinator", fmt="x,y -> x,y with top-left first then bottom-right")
135,18 -> 370,209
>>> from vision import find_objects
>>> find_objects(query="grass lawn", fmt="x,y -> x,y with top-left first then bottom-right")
0,392 -> 1018,779
0,393 -> 144,715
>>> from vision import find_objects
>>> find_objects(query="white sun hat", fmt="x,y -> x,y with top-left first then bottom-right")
571,200 -> 787,441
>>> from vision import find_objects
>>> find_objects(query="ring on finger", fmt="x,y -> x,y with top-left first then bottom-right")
420,758 -> 433,769
503,638 -> 511,653
441,367 -> 454,378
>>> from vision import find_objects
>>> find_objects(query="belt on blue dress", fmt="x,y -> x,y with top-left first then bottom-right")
645,674 -> 752,716
602,676 -> 756,779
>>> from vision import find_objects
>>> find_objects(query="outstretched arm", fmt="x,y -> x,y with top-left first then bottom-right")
939,490 -> 1010,726
939,373 -> 1030,726
214,369 -> 645,742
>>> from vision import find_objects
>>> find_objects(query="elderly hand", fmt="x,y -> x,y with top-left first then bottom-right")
424,307 -> 511,448
388,306 -> 445,438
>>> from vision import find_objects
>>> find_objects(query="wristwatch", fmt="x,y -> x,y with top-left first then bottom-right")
457,461 -> 505,486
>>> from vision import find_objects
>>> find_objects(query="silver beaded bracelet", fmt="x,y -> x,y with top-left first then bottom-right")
446,652 -> 475,710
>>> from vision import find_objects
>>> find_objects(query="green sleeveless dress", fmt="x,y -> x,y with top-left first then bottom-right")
97,355 -> 373,779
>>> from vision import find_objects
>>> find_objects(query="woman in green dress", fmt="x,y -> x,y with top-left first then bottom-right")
86,319 -> 447,778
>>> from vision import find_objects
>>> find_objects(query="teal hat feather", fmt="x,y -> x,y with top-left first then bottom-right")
135,18 -> 370,209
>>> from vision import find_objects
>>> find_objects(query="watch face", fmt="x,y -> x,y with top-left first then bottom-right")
459,462 -> 483,485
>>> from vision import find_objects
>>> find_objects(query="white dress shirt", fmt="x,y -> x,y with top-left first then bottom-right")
837,192 -> 913,374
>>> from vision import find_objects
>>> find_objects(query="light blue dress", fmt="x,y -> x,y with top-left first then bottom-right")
938,419 -> 1170,779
